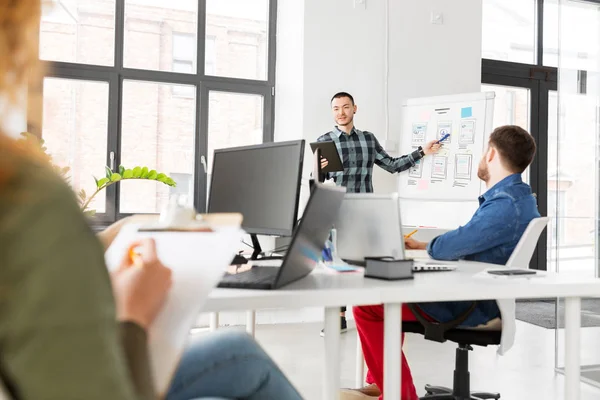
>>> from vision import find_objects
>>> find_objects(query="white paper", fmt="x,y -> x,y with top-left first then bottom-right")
105,224 -> 244,396
459,120 -> 476,145
455,153 -> 473,180
408,158 -> 423,178
404,249 -> 430,259
437,121 -> 453,143
431,156 -> 448,179
411,122 -> 427,145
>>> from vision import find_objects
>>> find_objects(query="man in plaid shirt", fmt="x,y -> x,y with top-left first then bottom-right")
318,92 -> 440,193
318,92 -> 440,339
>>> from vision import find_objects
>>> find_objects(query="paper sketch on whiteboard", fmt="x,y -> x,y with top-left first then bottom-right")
459,120 -> 476,145
437,121 -> 452,143
431,156 -> 448,179
412,123 -> 427,145
455,153 -> 473,180
408,159 -> 423,178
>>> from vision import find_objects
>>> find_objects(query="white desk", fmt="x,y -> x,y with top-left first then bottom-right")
204,262 -> 600,400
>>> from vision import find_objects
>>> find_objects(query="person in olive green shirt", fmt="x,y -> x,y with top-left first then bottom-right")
0,2 -> 303,399
0,137 -> 304,400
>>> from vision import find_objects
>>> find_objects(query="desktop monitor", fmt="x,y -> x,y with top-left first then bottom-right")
208,140 -> 305,259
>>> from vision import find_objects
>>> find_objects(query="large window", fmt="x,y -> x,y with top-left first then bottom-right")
39,0 -> 276,224
482,0 -> 600,276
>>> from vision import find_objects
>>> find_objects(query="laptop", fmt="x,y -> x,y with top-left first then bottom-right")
334,193 -> 455,272
218,183 -> 347,289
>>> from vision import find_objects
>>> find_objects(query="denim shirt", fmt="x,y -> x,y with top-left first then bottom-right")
426,174 -> 541,265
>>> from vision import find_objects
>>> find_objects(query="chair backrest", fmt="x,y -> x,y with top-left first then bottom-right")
505,217 -> 550,268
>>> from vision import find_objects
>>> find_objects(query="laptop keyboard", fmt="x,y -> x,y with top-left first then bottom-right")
218,266 -> 280,288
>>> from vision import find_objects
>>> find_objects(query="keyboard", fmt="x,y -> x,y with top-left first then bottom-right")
217,266 -> 280,289
413,263 -> 456,272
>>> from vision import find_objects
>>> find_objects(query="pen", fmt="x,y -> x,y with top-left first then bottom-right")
404,229 -> 418,239
129,247 -> 143,267
436,133 -> 450,144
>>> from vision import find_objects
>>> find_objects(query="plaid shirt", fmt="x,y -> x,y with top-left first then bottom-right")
317,126 -> 423,193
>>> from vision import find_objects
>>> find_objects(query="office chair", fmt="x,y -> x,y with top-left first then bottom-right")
354,217 -> 550,400
417,217 -> 549,400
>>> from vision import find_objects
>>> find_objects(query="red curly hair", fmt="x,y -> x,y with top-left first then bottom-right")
0,0 -> 45,188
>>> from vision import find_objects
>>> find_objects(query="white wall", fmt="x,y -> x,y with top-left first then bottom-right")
384,0 -> 483,190
277,0 -> 389,207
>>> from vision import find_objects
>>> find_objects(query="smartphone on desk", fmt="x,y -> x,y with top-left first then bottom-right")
487,269 -> 537,276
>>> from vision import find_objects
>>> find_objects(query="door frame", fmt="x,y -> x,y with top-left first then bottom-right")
482,59 -> 558,270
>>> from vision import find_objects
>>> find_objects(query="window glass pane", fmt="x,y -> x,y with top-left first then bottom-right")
173,60 -> 193,74
482,84 -> 530,129
549,1 -> 600,278
124,0 -> 198,73
205,37 -> 217,75
481,84 -> 531,183
206,0 -> 269,80
42,78 -> 109,213
40,0 -> 116,66
482,0 -> 536,64
544,0 -> 600,70
172,61 -> 195,97
206,92 -> 264,200
120,80 -> 196,213
548,89 -> 598,276
173,33 -> 195,61
543,0 -> 559,67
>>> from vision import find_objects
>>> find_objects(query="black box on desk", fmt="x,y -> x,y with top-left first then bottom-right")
364,258 -> 414,281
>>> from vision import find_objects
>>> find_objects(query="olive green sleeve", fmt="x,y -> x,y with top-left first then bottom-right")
0,177 -> 155,400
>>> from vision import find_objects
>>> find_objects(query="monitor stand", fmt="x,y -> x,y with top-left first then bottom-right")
229,234 -> 286,265
250,234 -> 284,261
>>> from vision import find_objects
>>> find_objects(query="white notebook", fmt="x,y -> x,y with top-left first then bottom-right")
105,223 -> 243,396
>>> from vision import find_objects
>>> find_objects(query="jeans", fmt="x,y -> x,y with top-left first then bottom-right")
166,331 -> 304,400
416,300 -> 500,327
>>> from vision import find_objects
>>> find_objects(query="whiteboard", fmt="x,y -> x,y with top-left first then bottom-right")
398,92 -> 495,201
398,92 -> 495,229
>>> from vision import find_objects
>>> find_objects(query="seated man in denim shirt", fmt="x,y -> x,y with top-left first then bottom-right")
344,125 -> 540,400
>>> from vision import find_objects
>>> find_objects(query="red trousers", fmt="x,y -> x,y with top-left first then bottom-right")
354,304 -> 434,400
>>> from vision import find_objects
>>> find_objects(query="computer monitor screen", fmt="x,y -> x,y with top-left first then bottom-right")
208,140 -> 305,237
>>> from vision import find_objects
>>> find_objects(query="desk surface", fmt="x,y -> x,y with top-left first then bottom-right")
204,262 -> 600,312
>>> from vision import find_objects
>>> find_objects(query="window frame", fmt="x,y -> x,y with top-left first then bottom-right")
481,0 -> 599,271
37,0 -> 278,226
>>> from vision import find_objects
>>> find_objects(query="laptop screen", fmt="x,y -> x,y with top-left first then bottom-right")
274,183 -> 346,288
334,193 -> 405,262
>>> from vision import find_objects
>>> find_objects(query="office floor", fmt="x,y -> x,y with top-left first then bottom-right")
194,320 -> 600,400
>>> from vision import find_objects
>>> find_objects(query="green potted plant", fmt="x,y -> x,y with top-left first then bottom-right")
20,132 -> 176,216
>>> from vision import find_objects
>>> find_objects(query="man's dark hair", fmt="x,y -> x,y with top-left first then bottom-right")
488,125 -> 536,173
331,92 -> 354,105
